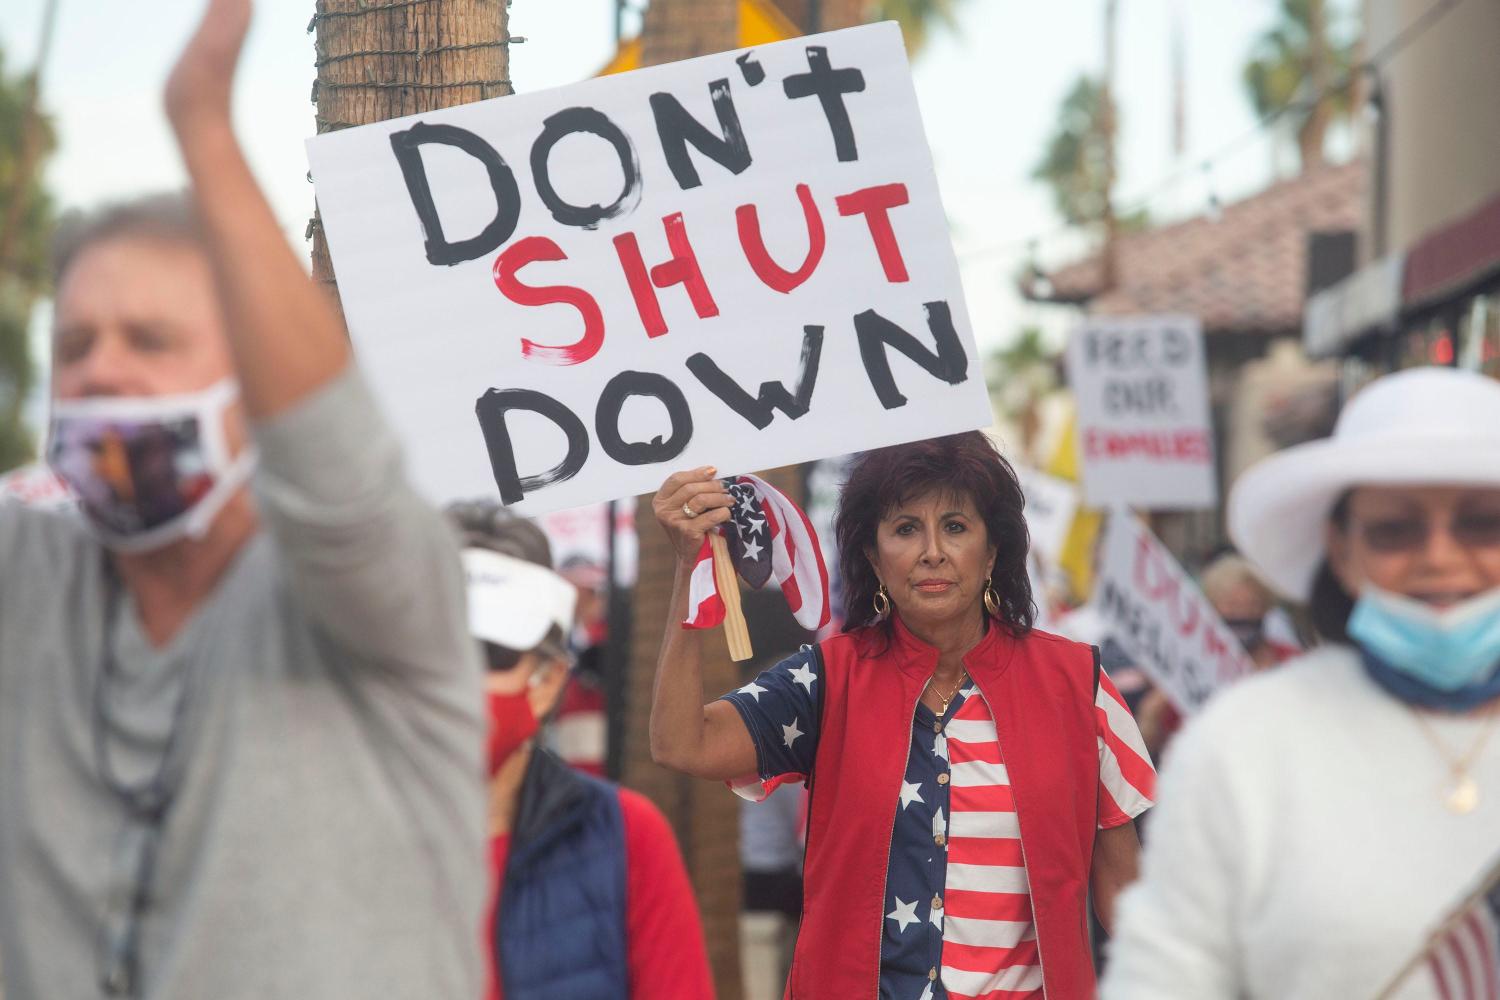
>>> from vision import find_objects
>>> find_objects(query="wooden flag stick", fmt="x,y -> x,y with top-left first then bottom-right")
1372,850 -> 1500,999
710,532 -> 754,662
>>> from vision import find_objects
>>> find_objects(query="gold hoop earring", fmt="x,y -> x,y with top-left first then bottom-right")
983,579 -> 1000,618
873,583 -> 892,618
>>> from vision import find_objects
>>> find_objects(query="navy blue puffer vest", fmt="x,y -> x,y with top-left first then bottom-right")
496,748 -> 629,1000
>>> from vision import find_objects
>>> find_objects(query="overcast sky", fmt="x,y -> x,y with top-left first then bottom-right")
4,0 -> 1346,395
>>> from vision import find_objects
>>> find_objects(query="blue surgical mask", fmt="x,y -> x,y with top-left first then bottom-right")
1348,585 -> 1500,693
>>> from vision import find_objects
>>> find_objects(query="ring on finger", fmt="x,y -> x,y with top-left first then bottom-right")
682,502 -> 698,518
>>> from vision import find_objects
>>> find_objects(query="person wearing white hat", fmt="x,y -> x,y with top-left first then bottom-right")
451,505 -> 714,1000
1101,367 -> 1500,1000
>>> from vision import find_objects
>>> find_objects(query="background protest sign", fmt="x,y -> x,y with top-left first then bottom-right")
307,23 -> 992,516
1066,314 -> 1216,510
539,503 -> 639,586
1093,510 -> 1253,714
0,464 -> 76,513
1016,464 -> 1078,567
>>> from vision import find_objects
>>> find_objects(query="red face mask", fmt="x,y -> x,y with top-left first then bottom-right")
486,690 -> 539,776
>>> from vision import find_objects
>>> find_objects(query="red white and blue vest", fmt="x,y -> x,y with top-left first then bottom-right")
789,617 -> 1100,999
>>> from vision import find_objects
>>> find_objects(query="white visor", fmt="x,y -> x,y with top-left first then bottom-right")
462,548 -> 578,652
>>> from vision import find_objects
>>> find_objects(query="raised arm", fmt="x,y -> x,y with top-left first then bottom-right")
159,0 -> 471,677
647,468 -> 759,781
164,0 -> 348,419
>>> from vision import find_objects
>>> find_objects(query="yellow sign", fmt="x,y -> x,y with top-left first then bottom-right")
740,0 -> 802,46
598,37 -> 642,77
1046,408 -> 1103,602
598,0 -> 801,77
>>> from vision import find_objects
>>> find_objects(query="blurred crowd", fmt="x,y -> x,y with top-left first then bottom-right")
2,2 -> 1499,1000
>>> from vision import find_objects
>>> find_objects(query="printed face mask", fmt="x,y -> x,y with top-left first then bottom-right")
1348,585 -> 1500,692
46,379 -> 256,552
486,689 -> 539,776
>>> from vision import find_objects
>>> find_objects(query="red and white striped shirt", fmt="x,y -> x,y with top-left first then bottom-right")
940,672 -> 1155,999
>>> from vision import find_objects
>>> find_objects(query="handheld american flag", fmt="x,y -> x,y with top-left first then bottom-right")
683,474 -> 831,637
1378,852 -> 1500,1000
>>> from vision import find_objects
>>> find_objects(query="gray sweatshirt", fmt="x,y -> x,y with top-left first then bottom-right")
0,367 -> 486,1000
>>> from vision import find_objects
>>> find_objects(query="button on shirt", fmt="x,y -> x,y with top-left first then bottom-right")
723,648 -> 1156,1000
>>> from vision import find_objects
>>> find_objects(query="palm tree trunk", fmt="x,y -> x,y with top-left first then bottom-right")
1297,0 -> 1330,170
1100,0 -> 1120,289
309,0 -> 513,296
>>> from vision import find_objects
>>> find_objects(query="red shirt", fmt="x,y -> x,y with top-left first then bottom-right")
486,787 -> 713,1000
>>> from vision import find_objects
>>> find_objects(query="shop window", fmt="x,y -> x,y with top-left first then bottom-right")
1461,291 -> 1500,379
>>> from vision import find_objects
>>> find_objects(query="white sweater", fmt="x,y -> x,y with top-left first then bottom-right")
1101,646 -> 1500,1000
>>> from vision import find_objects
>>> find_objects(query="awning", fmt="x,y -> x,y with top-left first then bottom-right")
1303,253 -> 1404,358
1403,190 -> 1500,311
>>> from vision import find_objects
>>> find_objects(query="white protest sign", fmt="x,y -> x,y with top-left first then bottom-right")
539,502 -> 639,586
0,463 -> 76,513
1066,314 -> 1216,509
1026,552 -> 1053,631
1093,511 -> 1252,714
308,23 -> 992,516
1016,465 -> 1077,566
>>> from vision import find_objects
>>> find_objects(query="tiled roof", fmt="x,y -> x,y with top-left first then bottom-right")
1026,160 -> 1365,334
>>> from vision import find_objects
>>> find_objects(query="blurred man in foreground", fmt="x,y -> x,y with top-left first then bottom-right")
0,2 -> 485,997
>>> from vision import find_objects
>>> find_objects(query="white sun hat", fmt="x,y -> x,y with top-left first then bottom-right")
462,548 -> 578,652
1228,367 -> 1500,601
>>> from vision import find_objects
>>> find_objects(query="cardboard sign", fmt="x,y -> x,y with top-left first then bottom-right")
1016,465 -> 1078,567
1066,314 -> 1216,510
539,502 -> 639,586
308,23 -> 992,515
1093,511 -> 1252,713
0,463 -> 76,513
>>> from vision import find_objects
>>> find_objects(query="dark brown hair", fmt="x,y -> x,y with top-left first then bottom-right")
1308,492 -> 1355,643
835,432 -> 1035,635
445,499 -> 553,568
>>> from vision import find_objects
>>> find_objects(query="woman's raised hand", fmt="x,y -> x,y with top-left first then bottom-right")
653,467 -> 734,562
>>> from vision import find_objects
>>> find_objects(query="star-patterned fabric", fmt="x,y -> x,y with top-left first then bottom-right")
721,647 -> 1156,1000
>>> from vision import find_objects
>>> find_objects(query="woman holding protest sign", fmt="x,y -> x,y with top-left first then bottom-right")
1102,367 -> 1500,1000
648,433 -> 1156,1000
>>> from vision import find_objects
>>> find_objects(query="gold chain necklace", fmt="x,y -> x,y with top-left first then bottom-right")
1411,707 -> 1500,815
926,670 -> 968,717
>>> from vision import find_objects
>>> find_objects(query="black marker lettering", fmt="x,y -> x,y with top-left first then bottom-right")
736,51 -> 766,86
854,301 -> 969,409
686,325 -> 824,430
595,371 -> 694,465
530,107 -> 642,229
650,79 -> 753,190
782,46 -> 866,162
475,388 -> 589,505
390,122 -> 521,266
